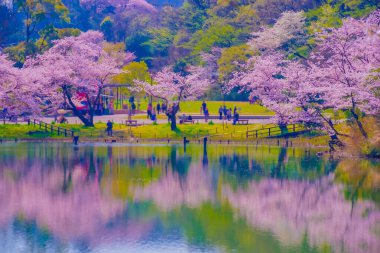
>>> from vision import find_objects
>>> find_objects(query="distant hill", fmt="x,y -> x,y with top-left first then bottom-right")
148,0 -> 184,7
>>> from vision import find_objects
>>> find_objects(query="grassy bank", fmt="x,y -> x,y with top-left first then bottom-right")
0,122 -> 329,147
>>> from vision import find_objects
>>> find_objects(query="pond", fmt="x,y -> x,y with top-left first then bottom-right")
0,142 -> 379,253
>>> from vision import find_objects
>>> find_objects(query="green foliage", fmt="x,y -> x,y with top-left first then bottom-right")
217,44 -> 253,81
125,32 -> 153,62
306,4 -> 343,34
113,61 -> 151,86
180,2 -> 208,33
188,24 -> 238,53
143,28 -> 175,56
306,0 -> 379,34
36,26 -> 81,52
100,16 -> 114,41
14,0 -> 70,41
4,42 -> 30,67
2,0 -> 379,92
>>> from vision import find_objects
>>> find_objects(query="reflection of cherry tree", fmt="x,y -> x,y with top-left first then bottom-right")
134,161 -> 214,211
1,144 -> 379,253
0,162 -> 124,242
223,176 -> 380,253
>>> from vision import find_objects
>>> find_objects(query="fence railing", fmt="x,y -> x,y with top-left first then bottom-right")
31,119 -> 75,137
246,124 -> 305,139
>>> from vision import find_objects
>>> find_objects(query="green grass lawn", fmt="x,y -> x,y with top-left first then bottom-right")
0,122 -> 328,146
117,100 -> 274,115
72,122 -> 272,139
0,122 -> 273,140
0,124 -> 60,139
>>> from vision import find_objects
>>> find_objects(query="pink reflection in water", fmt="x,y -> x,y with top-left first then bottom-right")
223,176 -> 380,253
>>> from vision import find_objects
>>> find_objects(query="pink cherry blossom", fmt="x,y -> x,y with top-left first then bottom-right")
0,54 -> 41,115
228,10 -> 380,139
135,66 -> 211,129
23,31 -> 135,126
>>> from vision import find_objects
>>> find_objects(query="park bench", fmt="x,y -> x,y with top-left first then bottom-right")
125,120 -> 140,127
104,138 -> 118,143
9,116 -> 18,123
235,119 -> 249,125
181,119 -> 195,124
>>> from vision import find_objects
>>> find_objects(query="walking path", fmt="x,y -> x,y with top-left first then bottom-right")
41,113 -> 273,125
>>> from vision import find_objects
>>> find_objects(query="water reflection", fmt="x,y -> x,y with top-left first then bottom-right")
0,143 -> 378,253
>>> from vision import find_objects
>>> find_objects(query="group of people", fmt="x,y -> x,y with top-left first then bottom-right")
147,102 -> 168,121
219,105 -> 240,124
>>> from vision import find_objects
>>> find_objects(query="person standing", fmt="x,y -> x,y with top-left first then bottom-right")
147,103 -> 152,119
151,108 -> 157,122
129,96 -> 134,105
180,114 -> 186,124
131,102 -> 136,115
233,106 -> 237,116
202,101 -> 207,114
162,102 -> 166,113
157,102 -> 161,115
106,120 -> 113,136
128,106 -> 132,121
204,107 -> 209,122
233,111 -> 239,125
218,106 -> 223,120
227,108 -> 231,121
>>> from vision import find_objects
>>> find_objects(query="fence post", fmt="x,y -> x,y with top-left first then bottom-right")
51,125 -> 53,133
45,123 -> 47,132
39,122 -> 42,129
58,127 -> 60,135
293,124 -> 296,132
268,128 -> 271,136
255,130 -> 258,138
64,129 -> 67,137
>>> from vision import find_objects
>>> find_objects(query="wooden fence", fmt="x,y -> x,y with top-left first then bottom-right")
246,124 -> 305,139
31,119 -> 75,137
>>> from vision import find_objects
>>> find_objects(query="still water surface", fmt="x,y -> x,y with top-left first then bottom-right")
0,142 -> 379,253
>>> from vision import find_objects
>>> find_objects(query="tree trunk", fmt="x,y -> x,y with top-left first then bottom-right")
351,109 -> 368,139
320,113 -> 344,137
170,113 -> 177,130
64,89 -> 94,127
73,108 -> 94,127
167,103 -> 180,131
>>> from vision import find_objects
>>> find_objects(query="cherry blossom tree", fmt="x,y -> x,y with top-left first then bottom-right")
248,11 -> 308,57
226,52 -> 302,128
228,10 -> 380,145
307,13 -> 380,138
199,47 -> 222,82
24,31 -> 135,126
135,66 -> 210,130
0,54 -> 41,117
